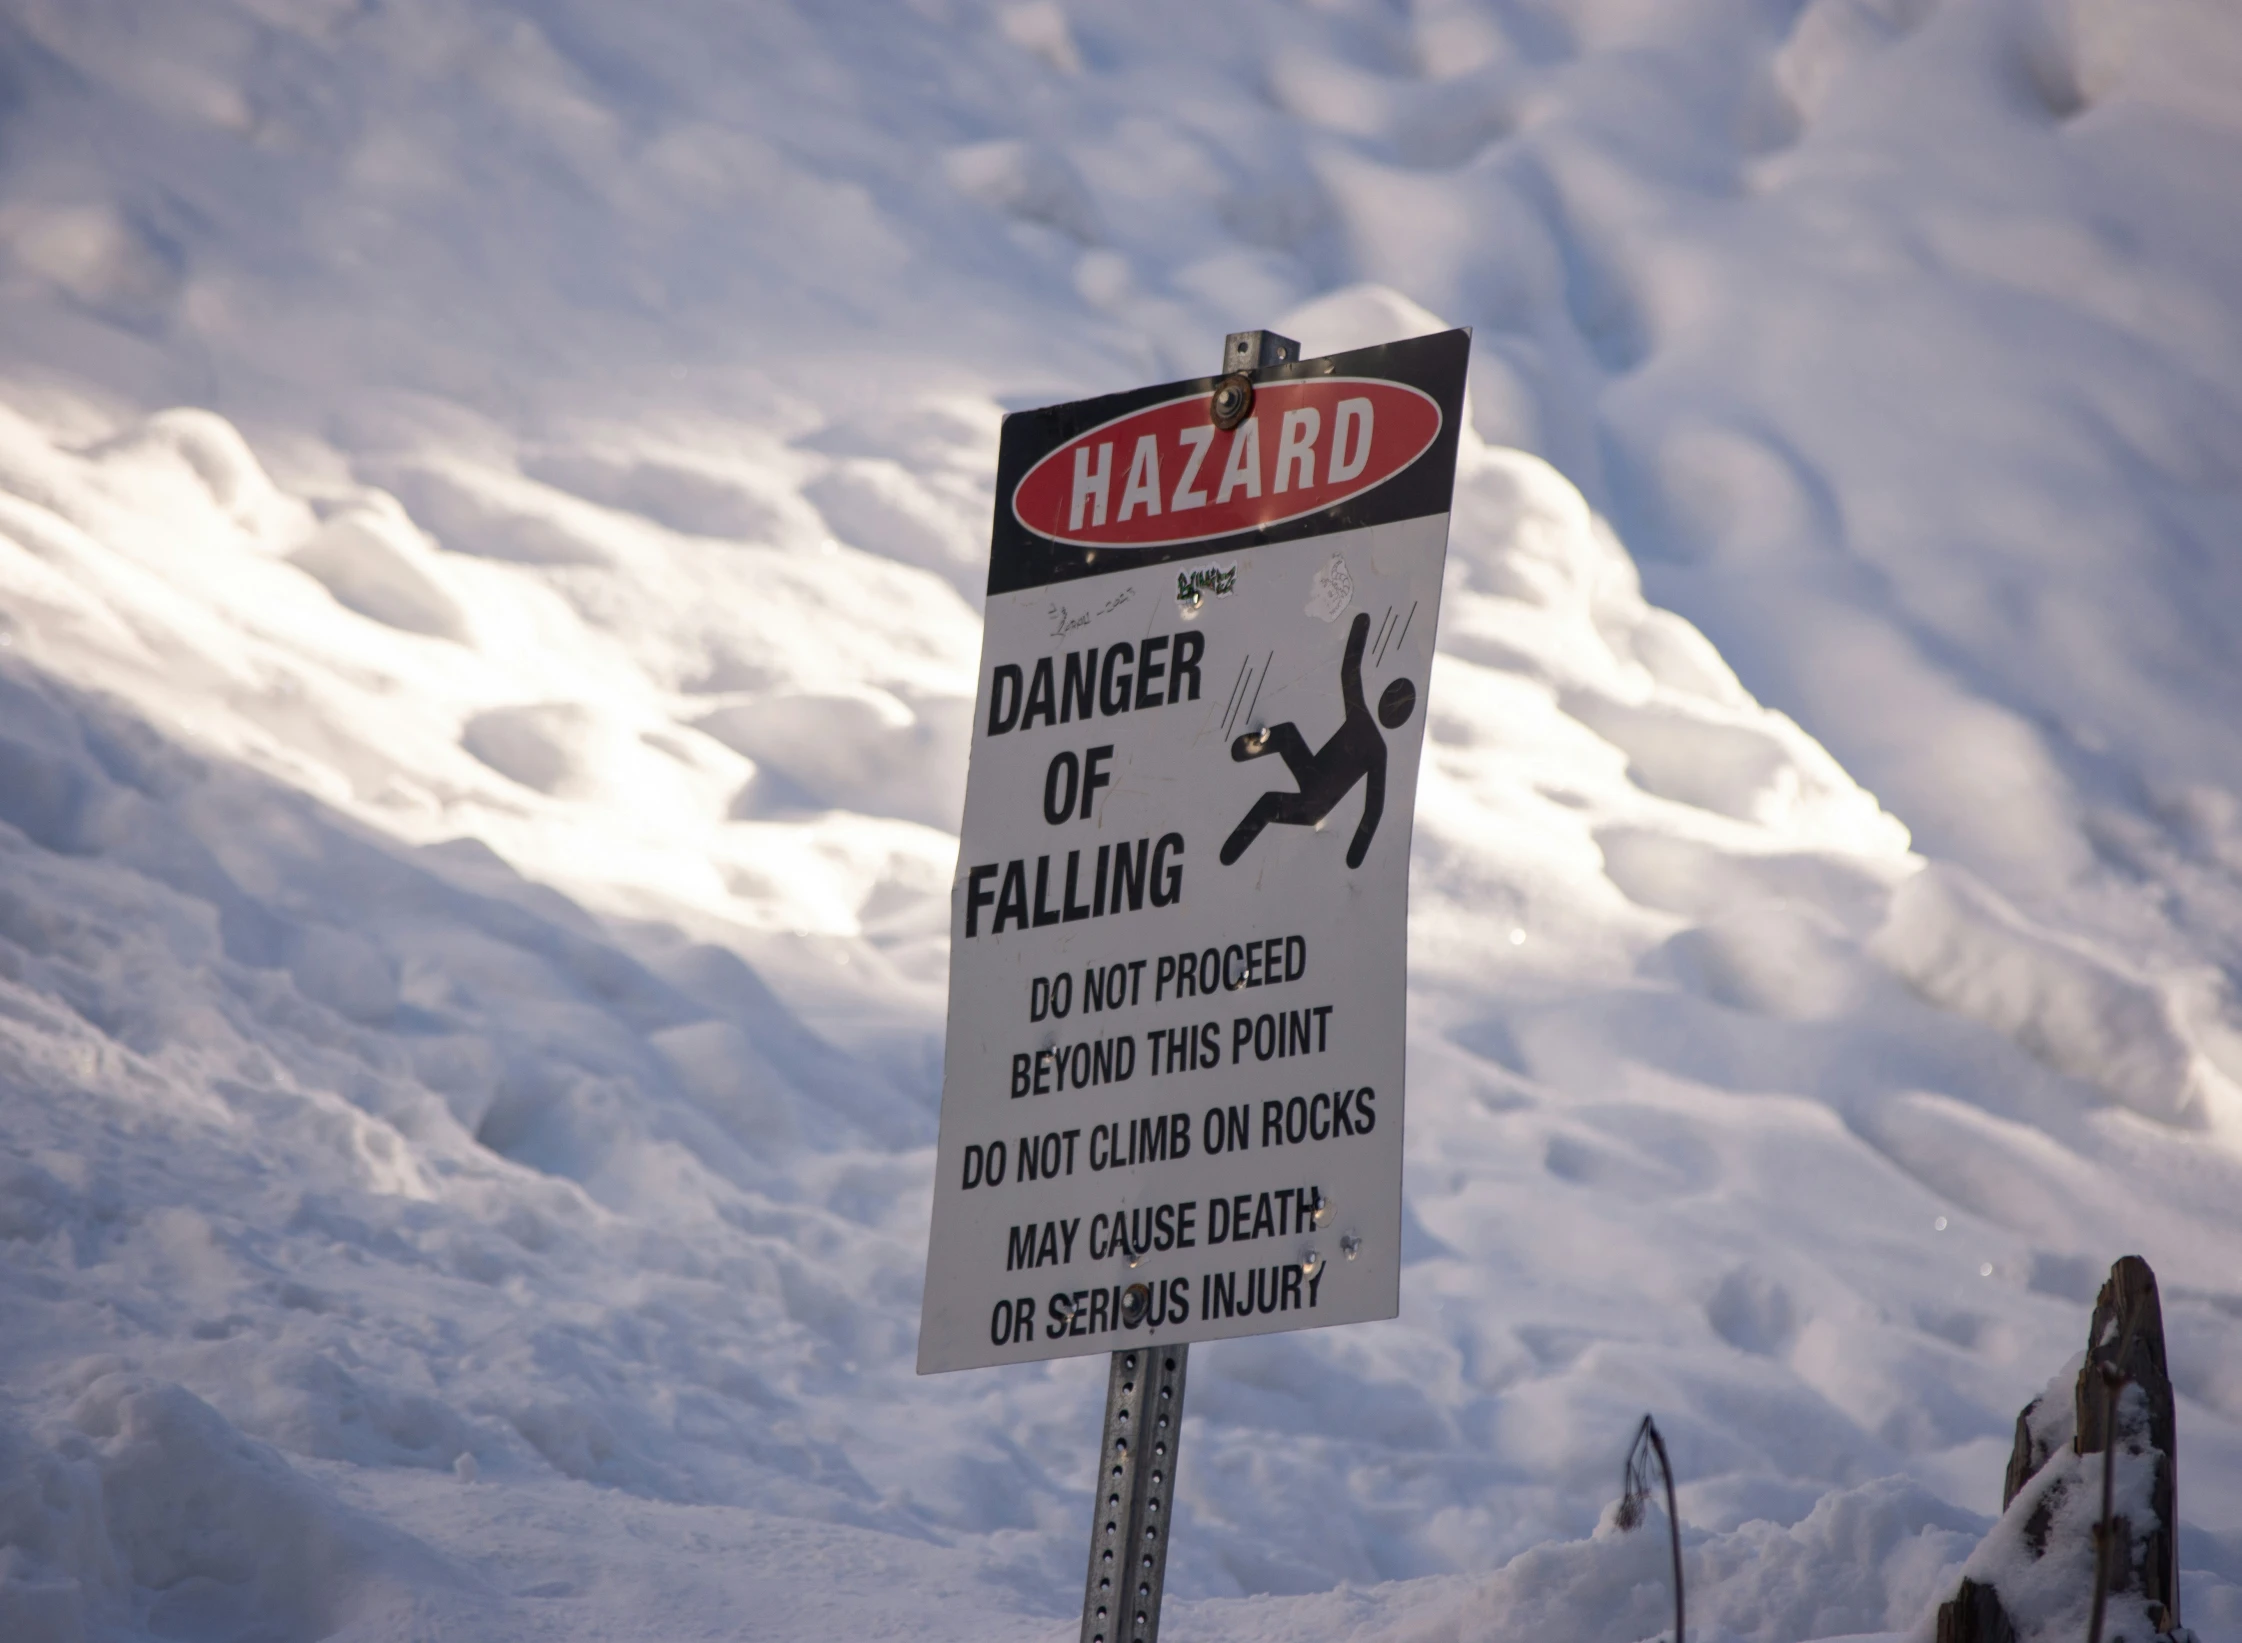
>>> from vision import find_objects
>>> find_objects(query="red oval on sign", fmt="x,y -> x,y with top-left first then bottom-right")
1012,377 -> 1443,549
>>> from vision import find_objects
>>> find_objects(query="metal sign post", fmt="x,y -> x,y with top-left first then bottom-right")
1080,1339 -> 1189,1643
1074,331 -> 1294,1643
917,318 -> 1470,1642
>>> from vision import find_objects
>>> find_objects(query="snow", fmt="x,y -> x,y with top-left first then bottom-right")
1,1 -> 2241,1639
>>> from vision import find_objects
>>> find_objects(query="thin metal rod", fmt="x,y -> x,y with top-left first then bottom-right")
1621,1416 -> 1684,1643
1080,1343 -> 1188,1643
1649,1422 -> 1684,1643
1223,328 -> 1300,373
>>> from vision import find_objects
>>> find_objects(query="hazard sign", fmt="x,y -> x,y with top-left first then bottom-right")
918,329 -> 1470,1373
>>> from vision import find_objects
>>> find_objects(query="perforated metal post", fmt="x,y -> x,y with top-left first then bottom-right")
1077,329 -> 1298,1643
1223,328 -> 1300,373
1080,1344 -> 1189,1643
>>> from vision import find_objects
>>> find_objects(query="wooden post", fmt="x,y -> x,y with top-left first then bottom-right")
1936,1254 -> 2182,1643
2077,1256 -> 2179,1639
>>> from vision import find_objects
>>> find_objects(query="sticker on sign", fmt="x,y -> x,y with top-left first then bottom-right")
918,329 -> 1470,1374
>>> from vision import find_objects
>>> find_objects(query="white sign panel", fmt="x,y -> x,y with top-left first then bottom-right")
919,331 -> 1471,1373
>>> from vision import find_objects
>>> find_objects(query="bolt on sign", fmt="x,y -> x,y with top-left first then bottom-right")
918,329 -> 1471,1374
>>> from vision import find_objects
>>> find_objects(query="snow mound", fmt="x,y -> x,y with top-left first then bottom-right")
3,0 -> 2242,1637
0,1374 -> 477,1643
1167,1477 -> 1978,1643
5,370 -> 2242,1636
1874,866 -> 2242,1135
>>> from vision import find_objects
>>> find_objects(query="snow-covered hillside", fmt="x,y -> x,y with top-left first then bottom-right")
1,3 -> 2240,1640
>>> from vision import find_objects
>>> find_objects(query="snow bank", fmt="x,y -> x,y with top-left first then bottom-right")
1874,865 -> 2242,1135
9,377 -> 2236,1637
1168,1475 -> 1977,1643
0,1374 -> 476,1643
2,0 -> 2241,1638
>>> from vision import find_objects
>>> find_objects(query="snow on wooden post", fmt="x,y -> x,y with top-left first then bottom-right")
1935,1255 -> 2186,1643
2078,1256 -> 2180,1643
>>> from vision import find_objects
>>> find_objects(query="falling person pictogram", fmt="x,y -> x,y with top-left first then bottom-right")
1221,610 -> 1416,870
